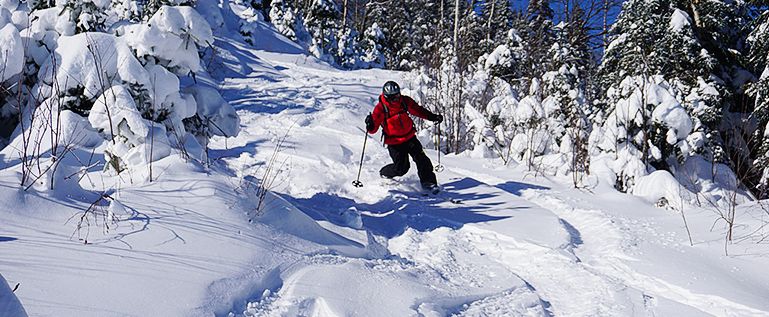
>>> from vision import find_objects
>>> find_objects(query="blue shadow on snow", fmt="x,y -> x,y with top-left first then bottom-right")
284,178 -> 536,239
495,181 -> 549,196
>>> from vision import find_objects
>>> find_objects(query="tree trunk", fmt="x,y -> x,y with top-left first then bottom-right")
440,0 -> 445,30
689,0 -> 702,27
602,0 -> 609,50
454,0 -> 460,55
486,0 -> 496,42
343,0 -> 348,26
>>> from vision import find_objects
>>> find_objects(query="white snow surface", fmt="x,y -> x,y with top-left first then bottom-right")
2,10 -> 769,317
0,23 -> 23,82
670,9 -> 692,33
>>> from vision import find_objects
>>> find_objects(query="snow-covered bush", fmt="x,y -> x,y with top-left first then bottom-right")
0,24 -> 23,81
61,0 -> 112,32
183,85 -> 241,144
588,73 -> 728,193
0,1 -> 239,187
0,19 -> 25,147
122,5 -> 214,75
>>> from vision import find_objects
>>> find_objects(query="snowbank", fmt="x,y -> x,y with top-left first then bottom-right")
633,170 -> 693,209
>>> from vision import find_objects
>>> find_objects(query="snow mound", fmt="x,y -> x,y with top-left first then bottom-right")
633,170 -> 692,209
255,191 -> 359,247
454,287 -> 548,317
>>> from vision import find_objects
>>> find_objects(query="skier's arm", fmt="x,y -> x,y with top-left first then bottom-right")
367,101 -> 385,134
405,96 -> 440,121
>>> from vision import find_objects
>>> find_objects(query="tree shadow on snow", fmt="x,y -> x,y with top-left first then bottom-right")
208,139 -> 270,161
285,178 -> 540,239
494,181 -> 549,196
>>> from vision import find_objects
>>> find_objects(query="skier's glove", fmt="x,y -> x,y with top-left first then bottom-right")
432,114 -> 444,123
365,114 -> 374,131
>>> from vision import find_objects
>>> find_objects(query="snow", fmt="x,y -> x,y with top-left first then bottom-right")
484,45 -> 512,71
2,6 -> 769,317
653,103 -> 692,141
10,10 -> 26,29
149,5 -> 213,46
0,274 -> 26,317
89,84 -> 173,168
40,32 -> 149,98
0,0 -> 18,10
123,6 -> 213,74
0,24 -> 22,82
184,84 -> 241,137
669,9 -> 691,32
633,170 -> 691,208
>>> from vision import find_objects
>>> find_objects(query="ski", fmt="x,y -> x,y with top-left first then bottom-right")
421,187 -> 462,204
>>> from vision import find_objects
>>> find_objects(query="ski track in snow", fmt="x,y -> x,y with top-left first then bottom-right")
520,189 -> 769,317
209,36 -> 769,317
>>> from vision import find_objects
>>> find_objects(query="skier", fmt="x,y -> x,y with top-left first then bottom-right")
365,81 -> 443,192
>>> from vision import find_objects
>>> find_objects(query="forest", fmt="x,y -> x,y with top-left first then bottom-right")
0,0 -> 767,201
260,0 -> 769,200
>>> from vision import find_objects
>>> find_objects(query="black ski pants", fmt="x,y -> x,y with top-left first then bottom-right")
380,137 -> 437,187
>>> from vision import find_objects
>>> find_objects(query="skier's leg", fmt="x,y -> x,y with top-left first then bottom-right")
380,143 -> 410,178
406,138 -> 437,187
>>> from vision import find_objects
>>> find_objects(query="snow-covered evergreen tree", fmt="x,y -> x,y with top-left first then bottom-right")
480,0 -> 513,49
458,4 -> 487,69
747,7 -> 769,194
365,0 -> 414,69
523,0 -> 555,80
268,0 -> 369,69
593,0 -> 732,191
359,22 -> 385,68
269,0 -> 301,40
483,28 -> 528,88
541,22 -> 590,176
303,0 -> 341,63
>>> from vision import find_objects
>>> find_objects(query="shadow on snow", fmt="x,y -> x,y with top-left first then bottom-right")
285,178 -> 547,239
494,181 -> 549,196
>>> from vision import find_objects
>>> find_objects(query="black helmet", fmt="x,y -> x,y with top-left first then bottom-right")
383,81 -> 400,98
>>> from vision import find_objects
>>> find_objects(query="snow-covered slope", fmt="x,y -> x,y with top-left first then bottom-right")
1,11 -> 769,317
0,274 -> 26,317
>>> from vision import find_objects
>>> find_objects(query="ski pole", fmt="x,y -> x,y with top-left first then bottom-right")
435,119 -> 444,173
352,128 -> 368,187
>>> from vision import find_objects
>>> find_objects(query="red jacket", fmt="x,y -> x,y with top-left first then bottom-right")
368,94 -> 435,145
